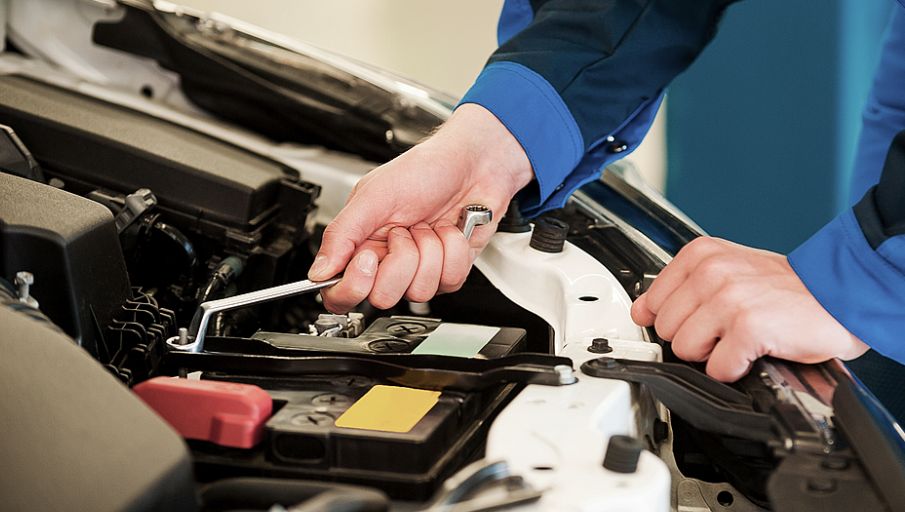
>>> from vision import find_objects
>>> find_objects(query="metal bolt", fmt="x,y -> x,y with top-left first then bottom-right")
594,357 -> 619,370
408,301 -> 431,316
166,328 -> 197,353
457,205 -> 492,241
555,365 -> 576,385
314,318 -> 341,334
14,271 -> 38,308
15,272 -> 32,301
588,337 -> 613,354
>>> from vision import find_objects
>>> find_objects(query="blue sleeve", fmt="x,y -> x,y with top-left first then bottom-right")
459,0 -> 737,216
789,130 -> 905,364
789,9 -> 905,363
849,7 -> 905,205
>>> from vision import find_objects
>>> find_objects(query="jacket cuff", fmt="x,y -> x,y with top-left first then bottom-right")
788,209 -> 905,364
458,61 -> 585,212
523,91 -> 664,217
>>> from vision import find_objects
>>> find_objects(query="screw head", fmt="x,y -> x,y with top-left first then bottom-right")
386,323 -> 427,336
588,337 -> 613,354
15,271 -> 34,286
368,339 -> 410,353
290,413 -> 334,427
554,365 -> 576,385
311,393 -> 353,407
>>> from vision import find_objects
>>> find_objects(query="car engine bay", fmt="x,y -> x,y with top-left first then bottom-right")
1,2 -> 904,512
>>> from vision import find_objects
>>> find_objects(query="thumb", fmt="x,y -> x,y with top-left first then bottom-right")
308,197 -> 392,281
631,293 -> 657,327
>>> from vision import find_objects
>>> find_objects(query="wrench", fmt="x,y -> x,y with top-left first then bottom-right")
169,205 -> 492,353
457,204 -> 492,241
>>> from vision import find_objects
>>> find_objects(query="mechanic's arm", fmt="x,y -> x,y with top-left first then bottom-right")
310,0 -> 738,313
630,238 -> 869,382
633,11 -> 905,381
633,127 -> 905,381
310,104 -> 532,313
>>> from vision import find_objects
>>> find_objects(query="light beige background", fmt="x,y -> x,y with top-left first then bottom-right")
178,0 -> 666,190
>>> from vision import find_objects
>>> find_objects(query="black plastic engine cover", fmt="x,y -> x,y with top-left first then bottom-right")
0,305 -> 196,512
0,172 -> 132,356
0,75 -> 287,234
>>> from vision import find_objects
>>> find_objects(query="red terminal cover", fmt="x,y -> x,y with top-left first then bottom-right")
133,377 -> 272,449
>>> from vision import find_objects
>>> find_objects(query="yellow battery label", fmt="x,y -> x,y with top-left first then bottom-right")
334,385 -> 441,433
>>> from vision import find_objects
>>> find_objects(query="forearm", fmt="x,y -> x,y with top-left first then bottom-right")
461,0 -> 740,215
789,130 -> 905,364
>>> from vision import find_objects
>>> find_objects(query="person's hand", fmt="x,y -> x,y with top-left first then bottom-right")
630,237 -> 868,382
308,103 -> 534,313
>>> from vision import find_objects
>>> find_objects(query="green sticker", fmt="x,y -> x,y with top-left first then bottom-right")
411,323 -> 500,357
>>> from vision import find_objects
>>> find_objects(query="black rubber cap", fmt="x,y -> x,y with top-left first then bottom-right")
529,217 -> 569,253
603,435 -> 643,473
498,199 -> 531,233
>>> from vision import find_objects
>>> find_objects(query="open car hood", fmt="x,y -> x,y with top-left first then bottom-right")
1,1 -> 903,511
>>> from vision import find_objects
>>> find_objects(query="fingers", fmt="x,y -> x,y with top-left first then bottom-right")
309,219 -> 382,282
369,227 -> 419,309
318,222 -> 462,312
669,306 -> 722,363
632,238 -> 732,337
405,222 -> 443,302
705,323 -> 760,382
319,250 -> 378,314
640,237 -> 729,317
308,174 -> 396,282
630,293 -> 656,326
434,219 -> 472,294
629,237 -> 773,382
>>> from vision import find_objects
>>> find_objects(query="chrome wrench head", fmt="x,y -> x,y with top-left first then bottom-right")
457,204 -> 492,241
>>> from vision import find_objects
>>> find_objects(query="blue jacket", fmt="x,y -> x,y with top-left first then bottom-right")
459,0 -> 905,364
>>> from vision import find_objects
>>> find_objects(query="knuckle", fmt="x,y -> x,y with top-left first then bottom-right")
671,338 -> 692,360
653,315 -> 677,341
368,286 -> 402,310
730,309 -> 761,338
437,276 -> 465,295
421,232 -> 444,252
320,222 -> 341,243
710,281 -> 747,313
368,293 -> 394,310
680,236 -> 719,258
695,256 -> 733,282
405,287 -> 435,303
320,295 -> 352,315
439,271 -> 467,292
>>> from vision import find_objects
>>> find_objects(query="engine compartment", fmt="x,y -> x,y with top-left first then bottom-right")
0,72 -> 564,503
2,2 -> 905,511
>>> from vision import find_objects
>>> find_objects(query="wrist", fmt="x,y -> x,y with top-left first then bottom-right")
441,103 -> 535,196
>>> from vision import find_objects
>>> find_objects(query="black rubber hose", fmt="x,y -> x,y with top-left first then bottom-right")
197,256 -> 244,305
200,477 -> 389,512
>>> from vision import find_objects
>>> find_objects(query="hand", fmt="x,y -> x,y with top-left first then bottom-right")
630,237 -> 868,382
308,103 -> 534,313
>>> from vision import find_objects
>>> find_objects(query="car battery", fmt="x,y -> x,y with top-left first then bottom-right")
186,317 -> 527,500
250,315 -> 527,359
